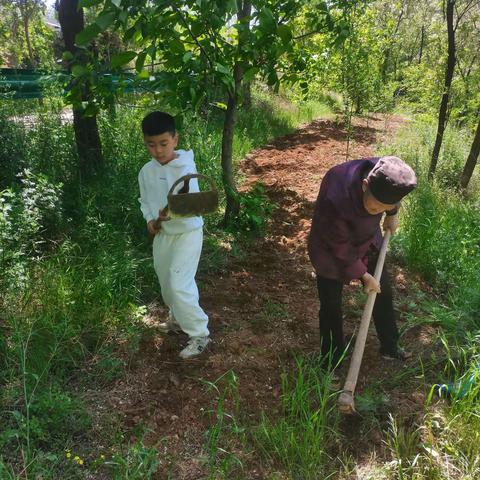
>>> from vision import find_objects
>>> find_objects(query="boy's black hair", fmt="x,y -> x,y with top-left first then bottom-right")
141,111 -> 176,136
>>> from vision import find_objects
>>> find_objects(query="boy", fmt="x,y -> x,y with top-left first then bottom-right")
308,156 -> 417,365
138,111 -> 210,359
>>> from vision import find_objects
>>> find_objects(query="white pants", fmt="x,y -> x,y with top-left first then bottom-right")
153,228 -> 209,337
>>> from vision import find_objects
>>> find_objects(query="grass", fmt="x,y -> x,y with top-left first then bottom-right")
372,115 -> 480,480
252,355 -> 341,479
0,88 -> 331,478
379,117 -> 480,322
204,356 -> 342,480
202,114 -> 480,480
203,370 -> 245,479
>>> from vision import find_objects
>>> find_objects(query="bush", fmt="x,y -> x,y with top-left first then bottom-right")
230,183 -> 276,235
0,170 -> 63,291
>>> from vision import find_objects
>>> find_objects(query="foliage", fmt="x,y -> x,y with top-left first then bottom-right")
0,0 -> 56,69
203,370 -> 245,478
0,88 -> 328,477
253,356 -> 341,479
230,183 -> 276,235
0,169 -> 64,291
381,118 -> 480,321
0,0 -> 478,476
105,438 -> 160,480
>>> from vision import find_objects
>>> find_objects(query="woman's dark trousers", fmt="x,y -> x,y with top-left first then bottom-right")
316,251 -> 399,364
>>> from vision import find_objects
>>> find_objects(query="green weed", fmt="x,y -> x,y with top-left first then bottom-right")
203,370 -> 245,479
253,355 -> 341,479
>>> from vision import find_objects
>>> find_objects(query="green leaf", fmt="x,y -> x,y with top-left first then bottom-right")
194,91 -> 206,111
277,25 -> 292,44
12,410 -> 23,422
169,38 -> 185,54
219,75 -> 234,90
136,70 -> 150,80
243,67 -> 259,82
96,12 -> 117,31
182,52 -> 193,63
191,21 -> 203,37
133,29 -> 143,43
212,101 -> 227,110
135,51 -> 147,72
215,63 -> 231,75
111,51 -> 137,69
71,65 -> 89,77
259,7 -> 276,31
62,51 -> 74,61
267,70 -> 278,86
79,0 -> 103,7
146,45 -> 156,57
225,0 -> 237,13
174,114 -> 184,130
123,26 -> 136,41
111,0 -> 121,7
75,23 -> 102,46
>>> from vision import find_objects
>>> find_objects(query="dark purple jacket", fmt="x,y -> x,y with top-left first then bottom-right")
308,158 -> 390,283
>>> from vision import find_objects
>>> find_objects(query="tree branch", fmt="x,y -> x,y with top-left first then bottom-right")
293,28 -> 325,40
167,1 -> 214,69
454,0 -> 477,32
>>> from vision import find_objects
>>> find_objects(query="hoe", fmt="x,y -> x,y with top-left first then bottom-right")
337,229 -> 392,415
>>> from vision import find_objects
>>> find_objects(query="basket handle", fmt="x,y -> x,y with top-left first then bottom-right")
168,173 -> 217,196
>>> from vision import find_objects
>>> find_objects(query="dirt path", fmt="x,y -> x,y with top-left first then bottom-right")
91,114 -> 434,479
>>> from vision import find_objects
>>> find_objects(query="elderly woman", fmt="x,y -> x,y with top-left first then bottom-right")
308,156 -> 417,365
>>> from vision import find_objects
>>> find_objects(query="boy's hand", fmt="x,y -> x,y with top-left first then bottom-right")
361,272 -> 381,294
147,220 -> 160,235
158,207 -> 171,221
383,214 -> 399,235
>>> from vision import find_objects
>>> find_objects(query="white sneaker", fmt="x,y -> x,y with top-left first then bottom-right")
179,336 -> 210,359
158,313 -> 182,333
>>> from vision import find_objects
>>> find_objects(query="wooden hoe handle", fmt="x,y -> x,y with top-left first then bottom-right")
337,230 -> 392,414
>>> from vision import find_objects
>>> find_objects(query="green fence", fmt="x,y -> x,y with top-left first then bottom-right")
0,68 -> 135,99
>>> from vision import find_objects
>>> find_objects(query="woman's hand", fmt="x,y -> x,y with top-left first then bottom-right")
383,213 -> 399,235
361,272 -> 381,294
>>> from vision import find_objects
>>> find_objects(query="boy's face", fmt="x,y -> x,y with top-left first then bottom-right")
144,132 -> 178,165
362,179 -> 397,215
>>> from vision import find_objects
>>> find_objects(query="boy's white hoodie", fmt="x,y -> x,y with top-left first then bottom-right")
138,149 -> 203,235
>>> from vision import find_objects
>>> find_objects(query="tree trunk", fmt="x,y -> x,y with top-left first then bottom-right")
381,3 -> 404,82
242,81 -> 252,110
429,0 -> 456,179
220,1 -> 252,226
459,118 -> 480,189
57,0 -> 103,180
11,11 -> 20,67
19,1 -> 35,68
418,25 -> 425,64
221,87 -> 240,225
381,49 -> 390,83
